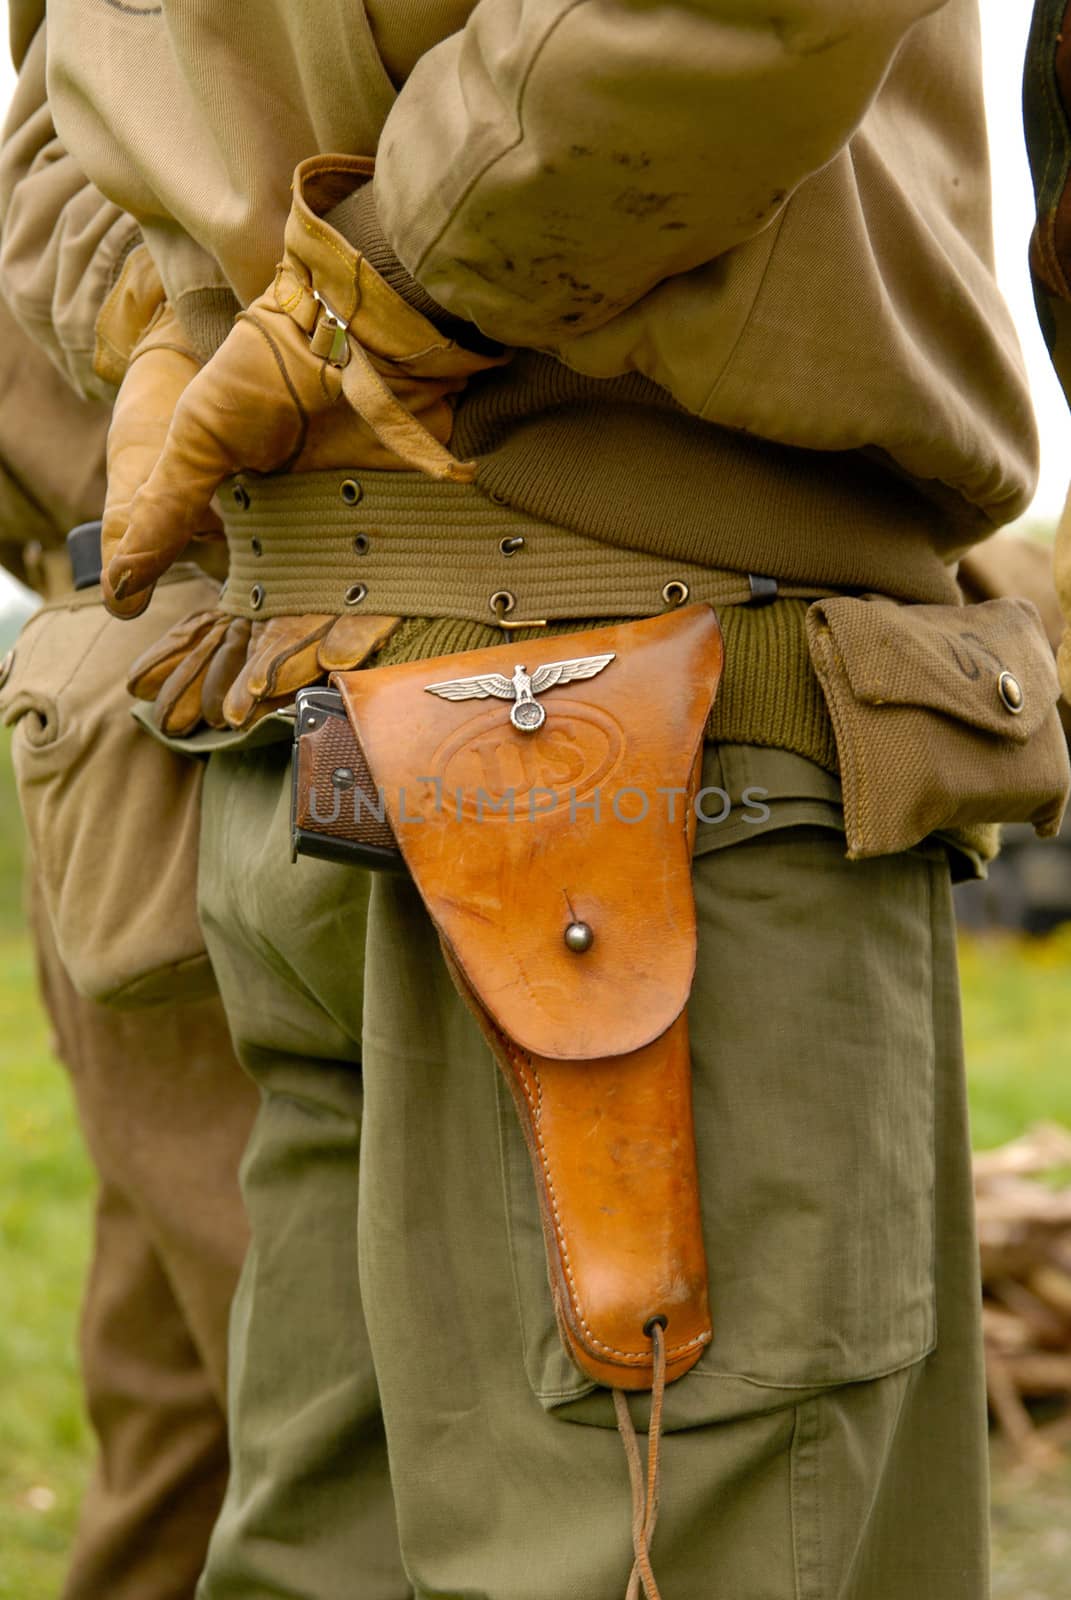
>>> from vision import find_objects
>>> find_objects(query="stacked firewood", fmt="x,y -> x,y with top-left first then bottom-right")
976,1123 -> 1071,1464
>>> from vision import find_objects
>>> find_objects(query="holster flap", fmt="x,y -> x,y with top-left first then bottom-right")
334,605 -> 724,1061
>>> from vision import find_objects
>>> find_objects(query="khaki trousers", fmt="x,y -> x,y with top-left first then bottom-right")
195,736 -> 989,1600
29,881 -> 257,1600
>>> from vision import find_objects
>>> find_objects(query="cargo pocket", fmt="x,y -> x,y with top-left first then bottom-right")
496,803 -> 943,1429
680,825 -> 939,1407
806,595 -> 1069,858
0,567 -> 222,1006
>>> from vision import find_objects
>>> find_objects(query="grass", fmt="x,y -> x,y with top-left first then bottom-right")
0,727 -> 1069,1595
959,926 -> 1071,1152
0,728 -> 94,1599
0,933 -> 92,1600
990,1442 -> 1071,1600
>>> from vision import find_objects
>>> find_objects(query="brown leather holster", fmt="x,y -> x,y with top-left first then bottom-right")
333,604 -> 724,1389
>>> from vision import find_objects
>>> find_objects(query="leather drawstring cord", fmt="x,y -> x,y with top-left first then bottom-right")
613,1318 -> 668,1600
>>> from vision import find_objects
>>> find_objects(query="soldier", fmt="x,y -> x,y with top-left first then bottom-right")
16,2 -> 1071,1597
0,46 -> 257,1600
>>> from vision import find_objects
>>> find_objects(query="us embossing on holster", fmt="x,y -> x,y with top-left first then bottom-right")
332,604 -> 724,1392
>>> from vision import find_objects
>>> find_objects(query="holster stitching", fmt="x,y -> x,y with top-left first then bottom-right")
501,1031 -> 707,1366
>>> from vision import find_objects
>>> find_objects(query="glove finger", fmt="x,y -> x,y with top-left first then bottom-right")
200,618 -> 254,729
222,615 -> 333,728
106,317 -> 305,610
125,609 -> 221,698
106,428 -> 227,611
226,613 -> 404,732
317,613 -> 402,671
221,622 -> 280,729
251,615 -> 336,698
101,343 -> 205,619
153,616 -> 232,737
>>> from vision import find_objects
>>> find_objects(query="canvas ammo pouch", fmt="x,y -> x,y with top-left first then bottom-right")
805,595 -> 1070,857
312,604 -> 723,1390
0,565 -> 221,1005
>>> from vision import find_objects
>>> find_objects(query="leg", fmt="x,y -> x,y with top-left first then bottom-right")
354,823 -> 985,1599
197,740 -> 985,1599
28,879 -> 257,1600
196,745 -> 409,1600
65,1181 -> 232,1600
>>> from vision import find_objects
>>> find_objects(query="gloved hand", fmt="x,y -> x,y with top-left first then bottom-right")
91,243 -> 221,621
101,300 -> 218,620
104,153 -> 506,732
125,610 -> 401,736
103,152 -> 505,611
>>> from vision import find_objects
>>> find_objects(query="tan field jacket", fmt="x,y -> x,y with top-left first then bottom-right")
0,290 -> 107,588
0,0 -> 1039,597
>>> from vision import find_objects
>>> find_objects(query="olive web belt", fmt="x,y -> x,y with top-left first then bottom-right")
219,468 -> 828,626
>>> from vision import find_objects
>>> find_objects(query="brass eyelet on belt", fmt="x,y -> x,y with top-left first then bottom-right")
500,536 -> 525,556
232,483 -> 250,510
490,589 -> 548,631
662,581 -> 689,608
353,534 -> 370,556
340,478 -> 363,506
249,583 -> 265,610
344,582 -> 368,607
250,536 -> 262,558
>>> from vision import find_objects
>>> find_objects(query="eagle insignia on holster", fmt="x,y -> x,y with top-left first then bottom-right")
424,653 -> 616,732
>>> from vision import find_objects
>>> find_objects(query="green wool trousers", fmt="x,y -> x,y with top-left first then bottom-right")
195,739 -> 988,1600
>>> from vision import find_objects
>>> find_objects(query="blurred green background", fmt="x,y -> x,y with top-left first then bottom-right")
1,725 -> 1070,1598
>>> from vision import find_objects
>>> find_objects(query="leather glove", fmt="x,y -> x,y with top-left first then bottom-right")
105,153 -> 506,732
91,243 -> 222,621
103,153 -> 505,602
126,609 -> 401,736
101,300 -> 220,621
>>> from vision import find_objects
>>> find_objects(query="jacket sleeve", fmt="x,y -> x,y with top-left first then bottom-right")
374,0 -> 949,347
0,23 -> 141,398
0,290 -> 109,587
